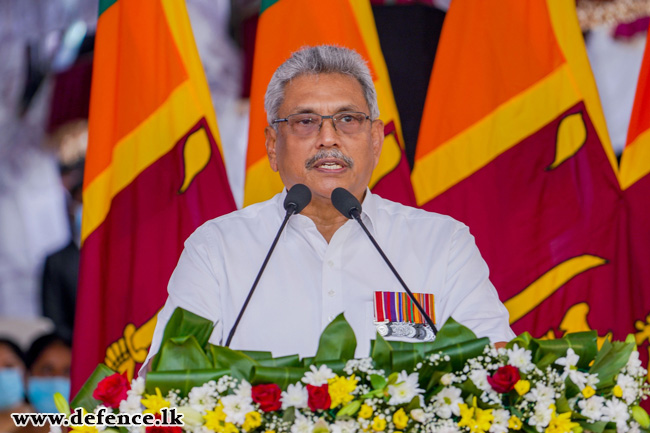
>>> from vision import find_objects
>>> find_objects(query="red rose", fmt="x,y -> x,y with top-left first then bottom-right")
306,384 -> 331,411
252,383 -> 282,412
92,372 -> 131,408
487,365 -> 521,393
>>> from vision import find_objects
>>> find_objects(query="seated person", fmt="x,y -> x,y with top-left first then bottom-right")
25,334 -> 71,414
144,45 -> 514,369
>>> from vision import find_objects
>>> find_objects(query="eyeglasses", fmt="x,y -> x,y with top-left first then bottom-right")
272,111 -> 371,136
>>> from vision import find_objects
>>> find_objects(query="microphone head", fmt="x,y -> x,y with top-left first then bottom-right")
284,183 -> 312,214
331,187 -> 362,219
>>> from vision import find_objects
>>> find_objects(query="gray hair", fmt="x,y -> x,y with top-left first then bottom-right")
264,45 -> 379,126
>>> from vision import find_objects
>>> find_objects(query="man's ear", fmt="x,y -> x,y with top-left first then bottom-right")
265,126 -> 279,172
371,119 -> 384,167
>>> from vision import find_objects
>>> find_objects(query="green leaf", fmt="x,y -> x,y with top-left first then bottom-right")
589,339 -> 635,388
427,317 -> 478,351
145,369 -> 230,395
577,421 -> 607,433
240,350 -> 273,361
313,313 -> 357,364
370,374 -> 387,390
371,334 -> 393,373
336,400 -> 361,418
155,336 -> 212,371
152,308 -> 214,371
249,366 -> 308,390
507,332 -> 533,350
534,331 -> 598,369
70,364 -> 116,411
257,354 -> 302,368
209,345 -> 259,380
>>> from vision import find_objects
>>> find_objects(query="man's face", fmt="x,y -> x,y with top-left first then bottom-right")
265,73 -> 384,203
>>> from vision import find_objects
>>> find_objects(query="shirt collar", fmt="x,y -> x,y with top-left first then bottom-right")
276,187 -> 378,234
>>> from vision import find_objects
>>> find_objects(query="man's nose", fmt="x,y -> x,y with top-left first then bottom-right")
317,117 -> 339,146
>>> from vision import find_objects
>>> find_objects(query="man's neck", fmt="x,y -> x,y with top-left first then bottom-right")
300,195 -> 352,243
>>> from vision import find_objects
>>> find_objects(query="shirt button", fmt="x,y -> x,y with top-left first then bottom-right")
327,260 -> 334,268
328,290 -> 335,297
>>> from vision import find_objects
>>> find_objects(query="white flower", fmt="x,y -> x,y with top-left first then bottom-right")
525,384 -> 556,407
235,380 -> 252,399
302,364 -> 335,386
49,425 -> 62,433
282,383 -> 309,409
626,352 -> 644,377
291,412 -> 315,433
489,409 -> 510,433
527,402 -> 554,431
331,419 -> 357,433
177,405 -> 206,428
586,373 -> 600,388
616,374 -> 639,404
507,344 -> 534,373
432,419 -> 463,433
220,394 -> 255,425
555,348 -> 580,370
629,421 -> 642,433
127,426 -> 145,433
601,398 -> 630,430
119,393 -> 144,414
410,408 -> 427,423
578,395 -> 606,421
431,387 -> 463,419
129,377 -> 146,396
567,369 -> 589,390
188,382 -> 218,413
440,373 -> 454,386
387,371 -> 423,405
468,369 -> 490,392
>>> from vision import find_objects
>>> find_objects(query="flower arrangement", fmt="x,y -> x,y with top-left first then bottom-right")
63,308 -> 650,433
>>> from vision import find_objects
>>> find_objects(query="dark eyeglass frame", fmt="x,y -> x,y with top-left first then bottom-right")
271,111 -> 372,136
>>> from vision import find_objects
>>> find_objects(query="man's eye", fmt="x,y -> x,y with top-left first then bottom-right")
294,116 -> 318,125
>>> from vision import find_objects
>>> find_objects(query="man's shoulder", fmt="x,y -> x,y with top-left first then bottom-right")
189,195 -> 283,241
370,193 -> 465,229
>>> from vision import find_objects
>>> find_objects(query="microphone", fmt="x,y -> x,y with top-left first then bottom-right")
225,184 -> 312,347
331,187 -> 438,336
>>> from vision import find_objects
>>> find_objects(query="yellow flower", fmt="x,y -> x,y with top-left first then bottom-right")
457,397 -> 494,433
70,426 -> 99,433
508,415 -> 523,430
243,411 -> 262,432
141,387 -> 171,414
545,410 -> 579,433
359,404 -> 374,419
328,375 -> 359,408
613,385 -> 623,398
224,423 -> 239,433
264,431 -> 276,433
582,386 -> 596,399
393,409 -> 409,430
514,380 -> 530,396
371,416 -> 387,432
204,404 -> 228,432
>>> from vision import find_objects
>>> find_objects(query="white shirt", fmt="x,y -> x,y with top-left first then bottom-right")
146,190 -> 515,365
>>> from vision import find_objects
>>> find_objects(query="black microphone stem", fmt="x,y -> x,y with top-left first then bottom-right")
350,209 -> 438,335
224,206 -> 294,347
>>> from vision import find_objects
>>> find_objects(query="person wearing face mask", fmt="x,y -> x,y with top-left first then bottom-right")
0,338 -> 31,433
24,334 -> 71,415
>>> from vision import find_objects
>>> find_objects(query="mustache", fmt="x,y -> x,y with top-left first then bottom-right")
305,149 -> 354,169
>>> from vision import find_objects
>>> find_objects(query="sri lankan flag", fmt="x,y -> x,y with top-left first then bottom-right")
243,0 -> 414,207
71,0 -> 236,392
412,0 -> 650,360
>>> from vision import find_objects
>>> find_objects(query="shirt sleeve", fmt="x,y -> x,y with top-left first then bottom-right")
439,223 -> 516,343
141,226 -> 223,373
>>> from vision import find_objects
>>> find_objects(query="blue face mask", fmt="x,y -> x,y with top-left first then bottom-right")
0,368 -> 25,409
27,377 -> 70,413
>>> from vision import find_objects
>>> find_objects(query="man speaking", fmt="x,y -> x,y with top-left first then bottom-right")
145,45 -> 514,364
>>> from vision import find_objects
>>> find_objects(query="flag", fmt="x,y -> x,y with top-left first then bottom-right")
71,0 -> 236,393
412,0 -> 650,361
243,0 -> 414,207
